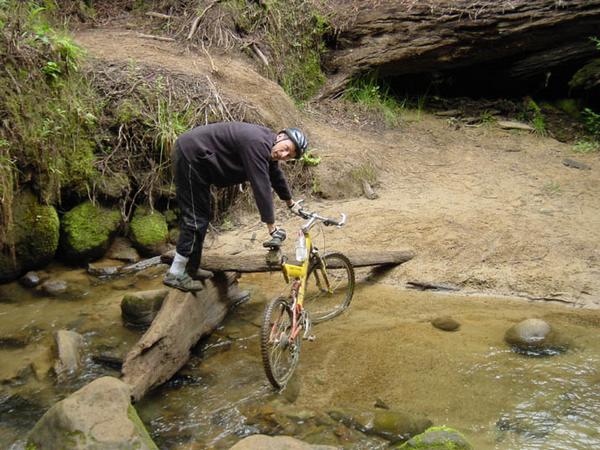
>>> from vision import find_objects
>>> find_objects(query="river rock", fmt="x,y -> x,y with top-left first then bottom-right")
20,271 -> 42,288
129,207 -> 169,257
328,407 -> 432,442
27,376 -> 158,449
431,316 -> 461,332
53,330 -> 84,382
0,190 -> 60,283
121,289 -> 168,327
396,425 -> 473,449
38,279 -> 68,297
230,435 -> 337,450
106,237 -> 141,263
504,318 -> 567,355
59,201 -> 121,263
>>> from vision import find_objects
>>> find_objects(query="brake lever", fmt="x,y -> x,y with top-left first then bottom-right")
337,213 -> 347,228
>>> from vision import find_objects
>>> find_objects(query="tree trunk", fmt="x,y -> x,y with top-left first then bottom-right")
121,272 -> 241,401
160,249 -> 415,272
321,0 -> 600,97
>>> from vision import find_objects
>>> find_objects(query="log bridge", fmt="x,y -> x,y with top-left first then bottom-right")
119,248 -> 414,401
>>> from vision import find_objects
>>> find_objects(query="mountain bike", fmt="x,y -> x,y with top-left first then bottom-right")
260,201 -> 355,389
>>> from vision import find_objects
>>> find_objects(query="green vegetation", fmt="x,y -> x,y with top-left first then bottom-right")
344,71 -> 404,126
524,99 -> 547,136
572,140 -> 600,154
0,0 -> 99,245
582,107 -> 600,138
225,0 -> 330,102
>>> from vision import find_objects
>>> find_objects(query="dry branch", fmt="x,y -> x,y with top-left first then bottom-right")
136,33 -> 176,42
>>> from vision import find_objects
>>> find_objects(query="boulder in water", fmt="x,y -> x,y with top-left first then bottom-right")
39,279 -> 68,297
504,318 -> 568,356
27,376 -> 158,449
328,407 -> 432,442
121,289 -> 168,327
431,316 -> 461,332
53,330 -> 84,382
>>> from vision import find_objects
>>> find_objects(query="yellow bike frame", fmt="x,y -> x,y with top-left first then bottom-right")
281,233 -> 312,308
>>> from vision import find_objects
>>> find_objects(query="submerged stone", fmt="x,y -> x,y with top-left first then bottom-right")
396,425 -> 473,449
431,316 -> 461,332
328,407 -> 432,442
230,434 -> 338,449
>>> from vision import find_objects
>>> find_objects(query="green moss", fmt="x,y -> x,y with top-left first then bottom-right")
397,426 -> 473,450
569,58 -> 600,91
129,207 -> 168,256
127,404 -> 159,450
60,201 -> 121,262
0,190 -> 59,282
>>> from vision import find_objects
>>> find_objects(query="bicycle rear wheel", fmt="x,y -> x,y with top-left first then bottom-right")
304,252 -> 355,324
260,296 -> 301,389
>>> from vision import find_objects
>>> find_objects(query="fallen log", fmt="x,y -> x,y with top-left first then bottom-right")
161,249 -> 415,273
121,272 -> 242,401
321,0 -> 600,97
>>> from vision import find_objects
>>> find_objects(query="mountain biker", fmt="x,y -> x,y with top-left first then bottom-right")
164,121 -> 308,292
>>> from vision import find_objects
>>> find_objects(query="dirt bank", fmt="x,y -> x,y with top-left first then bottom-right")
75,28 -> 600,309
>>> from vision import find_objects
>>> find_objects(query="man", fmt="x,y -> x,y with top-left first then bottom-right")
164,121 -> 308,292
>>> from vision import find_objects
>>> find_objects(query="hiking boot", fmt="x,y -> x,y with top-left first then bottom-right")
192,268 -> 214,280
163,272 -> 204,292
262,236 -> 284,249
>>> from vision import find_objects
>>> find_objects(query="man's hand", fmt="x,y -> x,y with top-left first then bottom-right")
287,200 -> 302,215
263,227 -> 286,248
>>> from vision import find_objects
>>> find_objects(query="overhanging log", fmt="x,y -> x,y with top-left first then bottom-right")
321,0 -> 600,97
121,272 -> 241,401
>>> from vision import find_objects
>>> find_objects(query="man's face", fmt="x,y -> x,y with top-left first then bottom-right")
271,134 -> 297,161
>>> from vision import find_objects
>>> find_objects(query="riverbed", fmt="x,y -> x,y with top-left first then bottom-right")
1,264 -> 599,449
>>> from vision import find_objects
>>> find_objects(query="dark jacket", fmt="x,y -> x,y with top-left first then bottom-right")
176,122 -> 292,224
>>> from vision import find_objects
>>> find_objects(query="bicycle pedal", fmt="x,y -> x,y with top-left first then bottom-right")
303,335 -> 316,342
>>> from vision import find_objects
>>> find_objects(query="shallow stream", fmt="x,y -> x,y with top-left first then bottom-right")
0,263 -> 599,449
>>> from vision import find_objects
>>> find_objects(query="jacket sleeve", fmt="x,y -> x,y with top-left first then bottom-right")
240,140 -> 277,224
269,161 -> 292,202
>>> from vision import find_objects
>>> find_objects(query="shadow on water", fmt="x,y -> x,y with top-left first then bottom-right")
0,265 -> 599,449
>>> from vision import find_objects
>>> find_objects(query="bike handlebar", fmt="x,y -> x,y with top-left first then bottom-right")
292,200 -> 347,228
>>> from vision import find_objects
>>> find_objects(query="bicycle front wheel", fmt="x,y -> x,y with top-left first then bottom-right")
260,296 -> 301,389
304,252 -> 355,324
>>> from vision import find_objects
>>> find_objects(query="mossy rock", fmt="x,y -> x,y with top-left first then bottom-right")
569,58 -> 600,92
129,207 -> 169,257
59,201 -> 121,263
396,426 -> 473,449
0,190 -> 59,283
94,171 -> 130,200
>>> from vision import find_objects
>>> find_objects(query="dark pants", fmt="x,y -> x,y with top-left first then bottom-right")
173,144 -> 211,275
